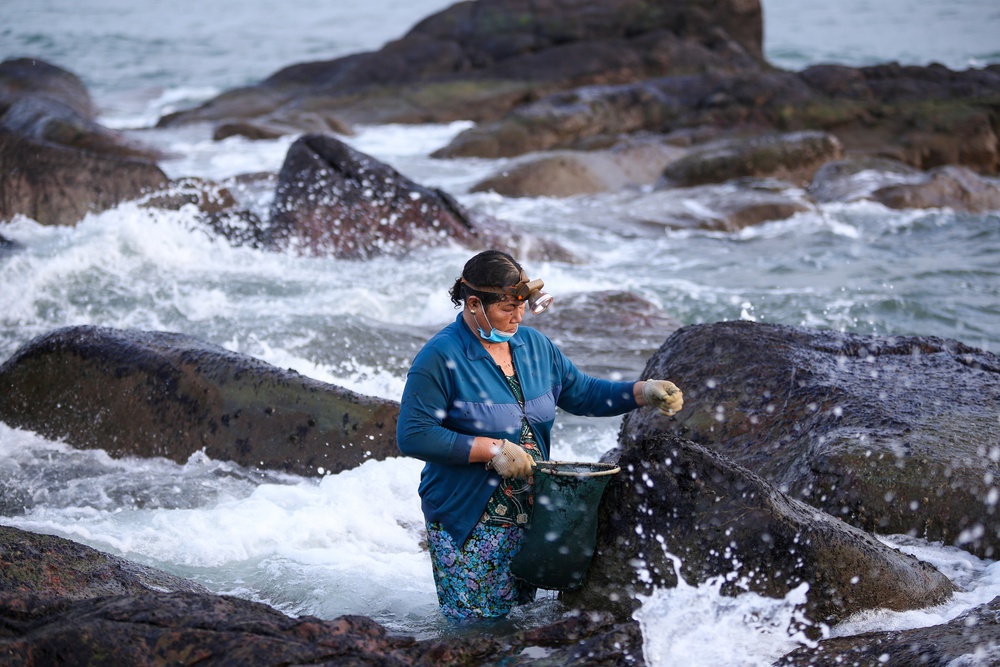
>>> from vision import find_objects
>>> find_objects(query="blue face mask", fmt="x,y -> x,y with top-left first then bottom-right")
474,308 -> 517,343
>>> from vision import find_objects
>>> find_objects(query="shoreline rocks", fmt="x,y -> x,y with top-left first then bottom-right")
0,326 -> 401,478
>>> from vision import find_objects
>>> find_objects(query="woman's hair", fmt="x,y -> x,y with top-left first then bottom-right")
449,250 -> 523,308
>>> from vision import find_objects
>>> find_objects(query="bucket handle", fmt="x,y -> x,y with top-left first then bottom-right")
535,461 -> 621,477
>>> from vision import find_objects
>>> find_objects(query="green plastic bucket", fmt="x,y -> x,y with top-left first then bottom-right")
510,460 -> 620,591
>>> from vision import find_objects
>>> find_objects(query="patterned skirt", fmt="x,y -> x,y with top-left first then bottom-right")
426,519 -> 537,620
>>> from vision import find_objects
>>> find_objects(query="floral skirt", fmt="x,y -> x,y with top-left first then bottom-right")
426,520 -> 536,620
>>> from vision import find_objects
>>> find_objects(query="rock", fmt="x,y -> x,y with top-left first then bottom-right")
434,65 -> 1000,176
158,0 -> 765,133
0,233 -> 20,252
0,326 -> 400,478
564,435 -> 956,626
658,131 -> 844,187
0,57 -> 94,118
777,595 -> 1000,666
139,177 -> 268,248
0,130 -> 169,225
267,133 -> 576,261
470,139 -> 686,197
0,58 -> 168,225
620,321 -> 1000,557
0,525 -> 207,601
614,180 -> 812,232
0,524 -> 646,666
806,157 -> 923,203
872,165 -> 1000,212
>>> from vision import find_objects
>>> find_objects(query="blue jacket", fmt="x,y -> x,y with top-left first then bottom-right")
396,313 -> 638,545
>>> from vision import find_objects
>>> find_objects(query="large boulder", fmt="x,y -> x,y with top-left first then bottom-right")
0,58 -> 168,225
158,0 -> 765,133
0,326 -> 400,478
564,435 -> 956,626
620,321 -> 1000,557
434,64 -> 1000,175
267,133 -> 576,261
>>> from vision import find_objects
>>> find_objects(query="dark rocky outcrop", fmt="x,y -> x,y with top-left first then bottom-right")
267,133 -> 576,261
778,595 -> 1000,667
158,0 -> 765,133
0,58 -> 168,225
434,65 -> 1000,176
565,435 -> 956,626
0,326 -> 400,478
620,321 -> 1000,557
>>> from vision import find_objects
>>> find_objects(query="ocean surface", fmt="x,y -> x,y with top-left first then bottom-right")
2,0 -> 1000,663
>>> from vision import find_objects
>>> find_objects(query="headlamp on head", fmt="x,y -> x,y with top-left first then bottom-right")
462,270 -> 554,315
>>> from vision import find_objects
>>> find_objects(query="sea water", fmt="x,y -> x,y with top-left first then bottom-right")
2,0 -> 1000,661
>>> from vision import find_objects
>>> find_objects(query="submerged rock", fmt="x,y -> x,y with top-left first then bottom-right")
620,321 -> 1000,558
806,157 -> 923,203
0,326 -> 400,478
778,594 -> 1000,666
872,165 -> 1000,212
657,131 -> 843,188
470,139 -> 686,197
268,133 -> 576,261
0,58 -> 168,225
565,435 -> 955,626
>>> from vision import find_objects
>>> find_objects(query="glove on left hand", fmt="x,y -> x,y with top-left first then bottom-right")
642,380 -> 683,416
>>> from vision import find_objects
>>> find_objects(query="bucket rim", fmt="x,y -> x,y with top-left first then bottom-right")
534,460 -> 621,477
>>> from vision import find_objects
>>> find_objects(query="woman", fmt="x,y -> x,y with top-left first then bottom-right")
396,250 -> 683,620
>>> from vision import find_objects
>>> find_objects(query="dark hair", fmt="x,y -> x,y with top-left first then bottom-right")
449,250 -> 523,308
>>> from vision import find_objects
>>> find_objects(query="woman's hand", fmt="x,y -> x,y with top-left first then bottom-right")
641,380 -> 683,416
486,439 -> 535,479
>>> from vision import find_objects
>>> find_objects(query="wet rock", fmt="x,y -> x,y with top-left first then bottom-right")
0,58 -> 168,225
434,65 -> 1000,176
470,139 -> 686,197
617,180 -> 812,232
0,523 -> 644,666
620,321 -> 1000,557
158,0 -> 765,133
0,326 -> 400,478
806,157 -> 923,203
658,131 -> 843,187
267,133 -> 576,261
872,165 -> 1000,212
565,435 -> 956,627
0,525 -> 207,601
778,595 -> 1000,666
139,177 -> 268,248
0,233 -> 20,252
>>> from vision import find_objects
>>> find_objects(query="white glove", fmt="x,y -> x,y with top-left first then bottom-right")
642,379 -> 683,416
487,439 -> 535,479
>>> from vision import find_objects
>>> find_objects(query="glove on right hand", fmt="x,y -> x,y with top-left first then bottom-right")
487,439 -> 535,479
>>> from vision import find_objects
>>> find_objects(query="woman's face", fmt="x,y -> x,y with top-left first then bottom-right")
474,297 -> 525,333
